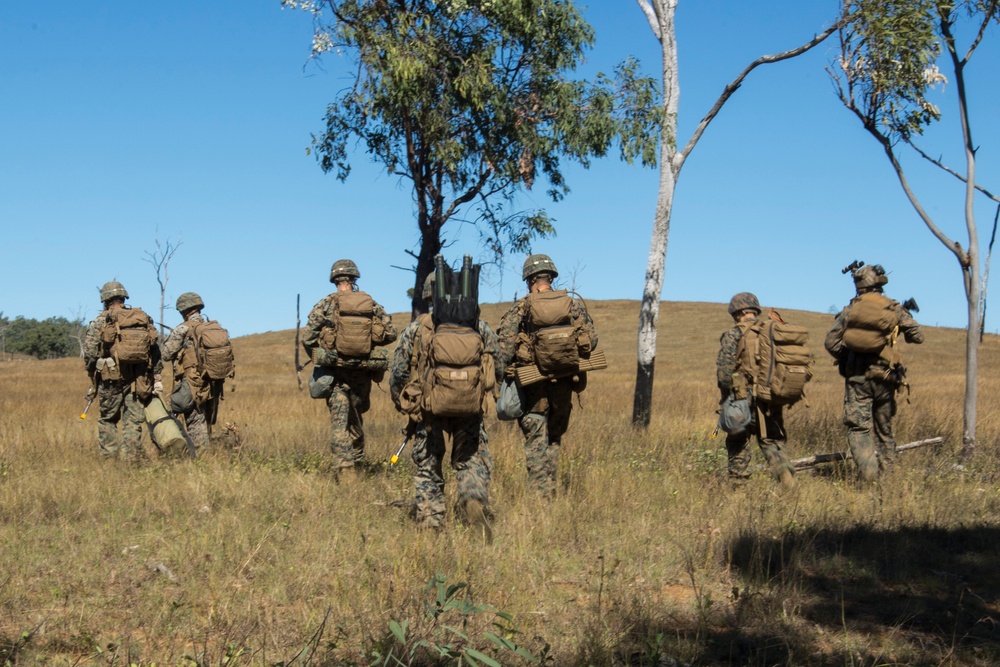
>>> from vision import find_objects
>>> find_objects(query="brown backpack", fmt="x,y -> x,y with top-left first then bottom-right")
524,290 -> 591,375
736,310 -> 812,406
842,292 -> 898,354
318,291 -> 389,360
408,317 -> 492,418
189,320 -> 235,381
101,307 -> 156,366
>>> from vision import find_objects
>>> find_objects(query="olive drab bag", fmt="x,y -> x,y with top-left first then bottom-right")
318,291 -> 388,360
842,292 -> 898,354
736,310 -> 812,406
524,290 -> 591,375
101,307 -> 156,365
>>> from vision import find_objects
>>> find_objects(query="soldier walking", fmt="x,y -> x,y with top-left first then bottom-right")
83,281 -> 162,462
716,292 -> 797,487
302,259 -> 397,479
497,254 -> 598,498
825,263 -> 923,482
161,292 -> 234,451
389,267 -> 500,539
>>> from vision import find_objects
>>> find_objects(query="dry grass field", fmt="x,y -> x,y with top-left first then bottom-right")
1,299 -> 999,666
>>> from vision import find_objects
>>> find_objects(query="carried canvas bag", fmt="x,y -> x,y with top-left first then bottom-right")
102,307 -> 156,365
496,377 -> 525,421
842,292 -> 897,354
717,394 -> 752,435
736,310 -> 813,406
524,290 -> 591,376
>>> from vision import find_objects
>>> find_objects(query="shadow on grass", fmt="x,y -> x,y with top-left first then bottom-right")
721,524 -> 1000,665
589,525 -> 1000,666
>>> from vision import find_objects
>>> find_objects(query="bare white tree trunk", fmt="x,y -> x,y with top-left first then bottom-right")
633,0 -> 678,427
631,0 -> 843,427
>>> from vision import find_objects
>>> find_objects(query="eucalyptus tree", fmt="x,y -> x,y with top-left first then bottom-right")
284,0 -> 661,317
831,0 -> 998,457
630,0 -> 843,426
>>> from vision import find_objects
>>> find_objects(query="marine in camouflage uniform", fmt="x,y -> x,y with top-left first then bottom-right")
389,273 -> 500,536
496,255 -> 598,498
160,292 -> 212,451
716,292 -> 796,486
83,281 -> 163,461
302,259 -> 397,474
825,264 -> 923,482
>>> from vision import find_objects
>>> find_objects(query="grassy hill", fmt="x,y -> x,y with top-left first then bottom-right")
0,299 -> 998,665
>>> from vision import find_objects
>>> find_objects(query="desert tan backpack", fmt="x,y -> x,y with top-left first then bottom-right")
842,292 -> 898,354
735,310 -> 812,406
524,290 -> 591,375
101,307 -> 156,366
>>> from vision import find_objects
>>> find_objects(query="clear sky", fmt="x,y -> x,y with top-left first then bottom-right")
2,2 -> 998,337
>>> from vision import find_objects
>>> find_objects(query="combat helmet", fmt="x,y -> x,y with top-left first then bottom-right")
728,292 -> 761,317
330,259 -> 360,283
853,264 -> 888,292
421,273 -> 436,301
99,281 -> 129,303
522,254 -> 558,281
176,292 -> 205,313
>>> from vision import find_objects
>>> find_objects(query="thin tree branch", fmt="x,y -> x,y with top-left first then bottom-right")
635,0 -> 662,41
676,17 -> 847,171
905,139 -> 1000,203
963,1 -> 998,63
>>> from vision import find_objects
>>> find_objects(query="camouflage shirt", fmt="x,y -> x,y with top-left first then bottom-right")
496,292 -> 598,370
160,311 -> 204,364
301,290 -> 398,359
716,316 -> 755,391
83,305 -> 163,376
389,314 -> 504,407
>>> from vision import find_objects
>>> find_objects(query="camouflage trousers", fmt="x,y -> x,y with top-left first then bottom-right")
724,401 -> 795,483
844,374 -> 898,482
97,381 -> 146,461
174,405 -> 209,452
326,370 -> 372,470
519,379 -> 573,498
412,418 -> 492,529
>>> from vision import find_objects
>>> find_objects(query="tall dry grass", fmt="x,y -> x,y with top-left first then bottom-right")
0,300 -> 998,665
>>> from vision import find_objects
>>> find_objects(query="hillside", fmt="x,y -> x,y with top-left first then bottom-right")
0,299 -> 998,666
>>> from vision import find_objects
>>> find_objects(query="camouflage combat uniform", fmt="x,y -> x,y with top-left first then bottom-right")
389,314 -> 501,529
825,299 -> 923,481
497,295 -> 597,498
303,292 -> 397,470
83,307 -> 162,461
160,311 -> 209,450
716,316 -> 795,482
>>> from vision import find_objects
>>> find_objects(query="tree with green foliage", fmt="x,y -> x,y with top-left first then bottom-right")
3,316 -> 81,360
284,0 -> 661,317
831,0 -> 999,458
630,0 -> 844,427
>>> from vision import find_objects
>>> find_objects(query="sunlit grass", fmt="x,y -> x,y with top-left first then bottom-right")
0,300 -> 998,665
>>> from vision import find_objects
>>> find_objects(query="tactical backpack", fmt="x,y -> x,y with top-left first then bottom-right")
523,290 -> 591,376
318,291 -> 389,360
842,292 -> 898,354
189,320 -> 235,380
736,310 -> 812,406
405,256 -> 493,419
101,307 -> 156,366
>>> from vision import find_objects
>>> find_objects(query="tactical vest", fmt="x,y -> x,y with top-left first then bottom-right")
734,311 -> 812,406
521,290 -> 591,375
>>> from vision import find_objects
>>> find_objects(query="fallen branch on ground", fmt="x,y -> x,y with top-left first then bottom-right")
792,437 -> 945,470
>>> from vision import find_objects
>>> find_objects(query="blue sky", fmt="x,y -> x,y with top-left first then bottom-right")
2,2 -> 997,337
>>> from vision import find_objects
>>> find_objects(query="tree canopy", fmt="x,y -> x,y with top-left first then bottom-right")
285,0 -> 661,315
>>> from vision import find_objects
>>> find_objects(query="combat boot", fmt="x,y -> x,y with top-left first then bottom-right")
463,499 -> 493,544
